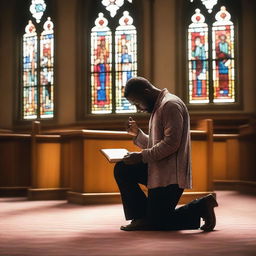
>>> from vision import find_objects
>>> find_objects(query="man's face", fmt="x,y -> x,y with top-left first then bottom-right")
127,94 -> 154,113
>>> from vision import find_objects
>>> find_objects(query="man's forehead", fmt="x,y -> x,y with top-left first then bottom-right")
126,95 -> 142,103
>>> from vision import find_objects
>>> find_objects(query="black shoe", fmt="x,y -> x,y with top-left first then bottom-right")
120,219 -> 153,231
198,194 -> 218,232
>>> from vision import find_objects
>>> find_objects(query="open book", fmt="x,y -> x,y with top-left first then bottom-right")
100,148 -> 129,163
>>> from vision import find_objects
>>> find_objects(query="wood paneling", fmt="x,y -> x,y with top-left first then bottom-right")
7,119 -> 253,201
213,135 -> 240,181
63,121 -> 215,204
212,124 -> 256,192
83,139 -> 140,193
227,139 -> 240,180
36,143 -> 61,188
0,135 -> 31,188
69,139 -> 84,193
61,140 -> 71,188
213,142 -> 227,180
190,141 -> 208,192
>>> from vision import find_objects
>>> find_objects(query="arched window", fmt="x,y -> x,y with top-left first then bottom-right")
22,0 -> 54,119
89,0 -> 137,114
186,0 -> 239,106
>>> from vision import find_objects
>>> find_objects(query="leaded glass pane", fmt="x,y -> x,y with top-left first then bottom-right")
23,20 -> 38,119
201,0 -> 218,13
189,0 -> 218,13
91,13 -> 112,114
40,17 -> 54,118
29,0 -> 46,23
212,6 -> 235,103
115,11 -> 137,113
102,0 -> 124,17
23,86 -> 38,119
188,9 -> 209,103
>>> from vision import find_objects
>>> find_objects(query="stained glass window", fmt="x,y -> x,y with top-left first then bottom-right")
90,1 -> 137,114
22,0 -> 54,120
30,0 -> 46,23
187,5 -> 236,104
23,20 -> 38,119
189,0 -> 218,13
188,9 -> 209,103
40,17 -> 54,117
212,6 -> 235,102
91,13 -> 112,114
115,11 -> 137,113
102,0 -> 133,17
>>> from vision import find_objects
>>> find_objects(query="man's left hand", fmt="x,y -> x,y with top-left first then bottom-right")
123,152 -> 143,165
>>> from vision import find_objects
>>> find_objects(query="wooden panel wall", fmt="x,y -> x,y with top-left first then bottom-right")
62,122 -> 214,204
83,139 -> 140,193
0,135 -> 31,188
239,125 -> 256,181
36,143 -> 61,188
0,120 -> 216,201
8,120 -> 256,199
213,132 -> 256,182
190,141 -> 208,192
212,126 -> 256,192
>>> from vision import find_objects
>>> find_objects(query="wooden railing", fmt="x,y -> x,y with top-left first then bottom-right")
212,122 -> 256,193
0,119 -> 217,202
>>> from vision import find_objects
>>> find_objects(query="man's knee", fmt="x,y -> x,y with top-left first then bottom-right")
114,161 -> 127,180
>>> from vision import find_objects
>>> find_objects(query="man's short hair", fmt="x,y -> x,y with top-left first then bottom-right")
124,77 -> 153,98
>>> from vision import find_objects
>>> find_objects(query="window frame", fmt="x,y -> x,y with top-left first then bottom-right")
77,0 -> 148,123
176,0 -> 242,112
15,0 -> 56,125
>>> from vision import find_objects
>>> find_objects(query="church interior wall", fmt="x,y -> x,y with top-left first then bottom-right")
0,0 -> 255,131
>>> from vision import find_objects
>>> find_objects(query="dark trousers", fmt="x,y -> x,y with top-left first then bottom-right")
114,161 -> 201,230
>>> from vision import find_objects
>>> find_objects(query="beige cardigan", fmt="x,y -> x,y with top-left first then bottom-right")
134,89 -> 192,189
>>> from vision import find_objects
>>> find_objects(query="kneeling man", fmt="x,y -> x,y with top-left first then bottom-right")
114,77 -> 218,231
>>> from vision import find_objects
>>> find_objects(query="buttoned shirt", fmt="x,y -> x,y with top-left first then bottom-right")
134,89 -> 192,189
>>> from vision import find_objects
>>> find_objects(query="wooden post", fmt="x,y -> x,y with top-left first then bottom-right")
196,119 -> 214,192
31,121 -> 41,188
206,119 -> 214,192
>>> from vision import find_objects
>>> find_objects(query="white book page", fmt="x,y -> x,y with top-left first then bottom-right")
100,148 -> 129,162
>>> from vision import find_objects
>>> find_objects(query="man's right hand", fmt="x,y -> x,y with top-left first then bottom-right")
126,117 -> 139,137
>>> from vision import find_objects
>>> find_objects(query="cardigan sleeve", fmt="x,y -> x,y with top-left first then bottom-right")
133,128 -> 149,149
141,102 -> 183,162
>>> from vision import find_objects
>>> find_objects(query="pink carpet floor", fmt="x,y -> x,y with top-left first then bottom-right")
0,191 -> 255,256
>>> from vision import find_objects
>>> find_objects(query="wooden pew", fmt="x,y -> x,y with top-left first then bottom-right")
0,133 -> 31,196
27,121 -> 69,200
213,134 -> 240,181
0,119 -> 216,202
63,119 -> 215,204
213,122 -> 256,193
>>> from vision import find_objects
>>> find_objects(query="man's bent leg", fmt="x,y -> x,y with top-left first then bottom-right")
147,184 -> 184,228
114,161 -> 148,220
147,184 -> 201,230
174,194 -> 218,231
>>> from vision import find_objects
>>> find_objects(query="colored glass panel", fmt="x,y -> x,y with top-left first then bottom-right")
40,17 -> 54,118
30,0 -> 46,23
188,9 -> 209,103
23,20 -> 38,119
91,13 -> 112,114
23,86 -> 38,119
201,0 -> 218,13
189,0 -> 218,13
212,6 -> 235,102
115,11 -> 137,113
102,0 -> 124,17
